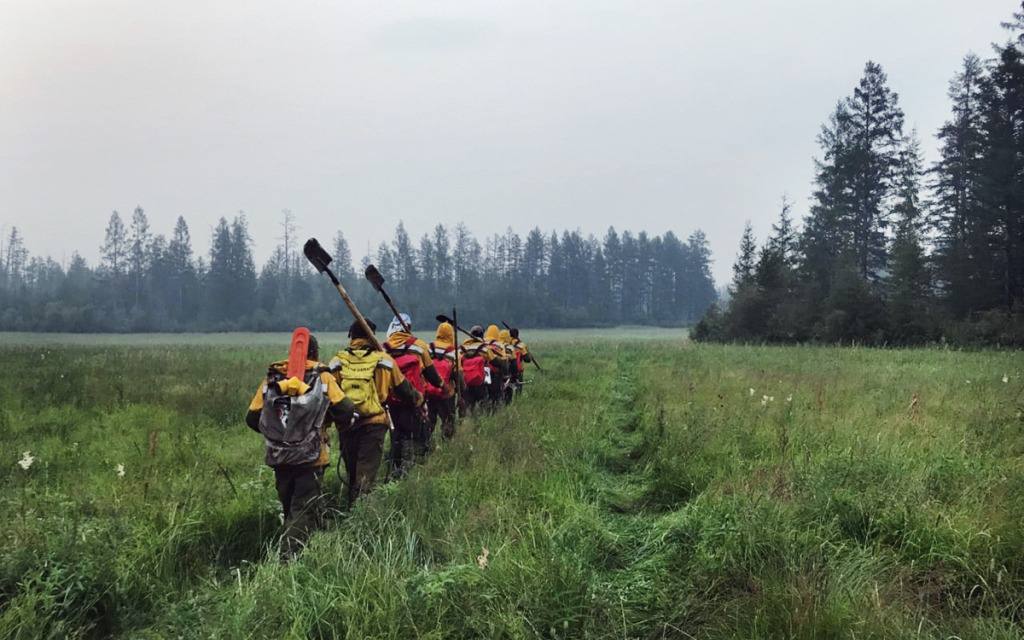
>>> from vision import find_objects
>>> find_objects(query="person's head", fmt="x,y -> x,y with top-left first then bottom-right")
387,313 -> 412,337
307,334 -> 319,361
435,321 -> 454,344
510,328 -> 519,339
485,324 -> 500,342
349,318 -> 377,340
470,325 -> 484,339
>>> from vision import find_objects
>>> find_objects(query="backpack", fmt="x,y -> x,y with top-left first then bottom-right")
513,341 -> 526,373
461,344 -> 487,387
258,367 -> 331,467
385,337 -> 426,402
332,348 -> 386,419
425,343 -> 455,398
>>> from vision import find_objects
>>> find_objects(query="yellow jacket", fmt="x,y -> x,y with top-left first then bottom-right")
385,330 -> 435,370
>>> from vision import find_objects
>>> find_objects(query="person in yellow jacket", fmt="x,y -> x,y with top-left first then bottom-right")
425,321 -> 460,439
498,329 -> 518,404
245,334 -> 354,560
509,327 -> 531,396
460,325 -> 494,414
483,324 -> 509,409
383,313 -> 444,473
330,319 -> 422,506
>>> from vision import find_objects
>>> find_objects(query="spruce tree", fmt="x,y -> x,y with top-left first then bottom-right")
167,216 -> 196,322
205,218 -> 234,322
801,102 -> 856,294
331,231 -> 355,283
128,206 -> 151,308
888,133 -> 932,341
100,211 -> 127,278
978,42 -> 1024,310
931,54 -> 988,317
731,221 -> 757,293
843,61 -> 905,282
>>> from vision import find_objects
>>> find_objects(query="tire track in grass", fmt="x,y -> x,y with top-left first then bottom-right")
594,348 -> 666,516
585,347 -> 710,637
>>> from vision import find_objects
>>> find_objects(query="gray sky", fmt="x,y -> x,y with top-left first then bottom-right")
0,0 -> 1013,286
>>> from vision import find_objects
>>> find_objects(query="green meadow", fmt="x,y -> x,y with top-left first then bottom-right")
1,332 -> 1022,638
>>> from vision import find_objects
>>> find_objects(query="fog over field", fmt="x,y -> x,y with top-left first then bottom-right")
0,0 -> 1011,284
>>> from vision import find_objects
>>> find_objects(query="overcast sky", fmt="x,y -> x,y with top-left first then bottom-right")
0,0 -> 1014,286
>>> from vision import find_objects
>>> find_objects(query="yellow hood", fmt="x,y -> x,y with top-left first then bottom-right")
485,325 -> 500,342
435,322 -> 455,348
385,331 -> 414,349
498,329 -> 511,344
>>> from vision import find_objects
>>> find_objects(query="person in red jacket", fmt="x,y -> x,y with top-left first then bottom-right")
460,325 -> 493,414
383,313 -> 444,475
424,321 -> 460,440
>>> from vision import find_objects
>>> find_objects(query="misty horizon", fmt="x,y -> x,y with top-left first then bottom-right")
1,1 -> 1014,286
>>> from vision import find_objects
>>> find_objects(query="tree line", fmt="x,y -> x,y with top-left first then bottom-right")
0,210 -> 716,332
696,5 -> 1024,347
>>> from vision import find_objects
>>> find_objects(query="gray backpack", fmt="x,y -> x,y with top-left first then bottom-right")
258,368 -> 331,467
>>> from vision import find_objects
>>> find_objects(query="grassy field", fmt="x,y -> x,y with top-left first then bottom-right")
1,332 -> 1023,638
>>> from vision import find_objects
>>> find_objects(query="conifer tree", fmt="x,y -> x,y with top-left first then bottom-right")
732,221 -> 757,293
931,54 -> 988,317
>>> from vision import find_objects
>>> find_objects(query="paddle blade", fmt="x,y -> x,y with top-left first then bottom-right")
303,238 -> 332,273
287,327 -> 311,379
436,314 -> 454,325
364,264 -> 386,291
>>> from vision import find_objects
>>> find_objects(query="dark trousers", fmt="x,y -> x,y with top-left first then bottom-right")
502,374 -> 516,405
427,395 -> 456,439
464,384 -> 488,414
487,376 -> 503,410
389,404 -> 423,475
337,421 -> 388,506
274,465 -> 325,559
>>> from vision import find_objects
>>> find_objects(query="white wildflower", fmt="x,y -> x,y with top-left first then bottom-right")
115,463 -> 125,478
17,451 -> 35,471
749,388 -> 755,397
760,395 -> 769,408
1003,374 -> 1009,384
786,395 -> 793,403
769,396 -> 775,403
966,380 -> 972,385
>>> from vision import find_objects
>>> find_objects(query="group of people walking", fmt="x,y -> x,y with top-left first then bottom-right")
245,314 -> 534,560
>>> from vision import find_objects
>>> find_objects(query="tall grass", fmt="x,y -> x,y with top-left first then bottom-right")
1,339 -> 1022,638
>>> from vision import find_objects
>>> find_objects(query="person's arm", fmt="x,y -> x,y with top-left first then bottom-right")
391,378 -> 423,406
417,340 -> 443,388
320,372 -> 356,426
327,397 -> 356,426
245,410 -> 261,432
245,385 -> 263,432
422,363 -> 443,388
